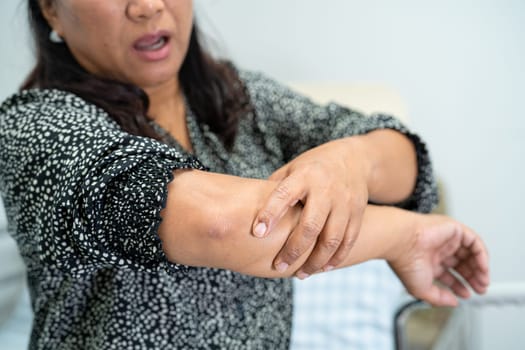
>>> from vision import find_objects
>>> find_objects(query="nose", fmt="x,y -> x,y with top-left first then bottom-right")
127,0 -> 164,22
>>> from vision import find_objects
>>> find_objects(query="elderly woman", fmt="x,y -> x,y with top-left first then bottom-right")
0,0 -> 489,349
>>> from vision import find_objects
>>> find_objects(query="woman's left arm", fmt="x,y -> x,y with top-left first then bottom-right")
243,71 -> 436,277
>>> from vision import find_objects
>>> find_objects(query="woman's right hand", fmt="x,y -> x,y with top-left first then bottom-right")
388,214 -> 490,306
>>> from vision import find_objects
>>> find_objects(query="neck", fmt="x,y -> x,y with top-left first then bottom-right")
144,78 -> 184,122
143,78 -> 193,152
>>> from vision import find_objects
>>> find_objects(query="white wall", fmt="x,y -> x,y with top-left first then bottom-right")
1,0 -> 523,348
0,0 -> 32,332
0,2 -> 33,100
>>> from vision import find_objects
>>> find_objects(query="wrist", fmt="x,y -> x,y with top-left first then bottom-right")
337,136 -> 375,191
381,208 -> 420,263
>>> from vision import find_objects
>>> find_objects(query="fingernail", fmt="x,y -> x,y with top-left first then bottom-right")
323,265 -> 334,272
254,222 -> 267,238
276,262 -> 289,273
296,271 -> 310,280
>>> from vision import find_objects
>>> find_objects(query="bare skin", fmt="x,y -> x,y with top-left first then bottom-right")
159,169 -> 489,306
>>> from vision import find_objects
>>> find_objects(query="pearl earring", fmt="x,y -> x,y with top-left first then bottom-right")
49,30 -> 64,43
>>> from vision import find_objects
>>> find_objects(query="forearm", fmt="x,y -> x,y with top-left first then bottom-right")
240,204 -> 417,277
334,205 -> 416,268
158,170 -> 417,278
254,204 -> 418,277
343,129 -> 418,204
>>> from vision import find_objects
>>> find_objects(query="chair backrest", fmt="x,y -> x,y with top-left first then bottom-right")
394,282 -> 525,350
287,82 -> 409,123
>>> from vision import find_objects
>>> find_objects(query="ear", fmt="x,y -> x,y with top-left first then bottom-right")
39,0 -> 64,36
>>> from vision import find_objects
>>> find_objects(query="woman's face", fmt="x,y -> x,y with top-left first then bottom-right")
41,0 -> 193,90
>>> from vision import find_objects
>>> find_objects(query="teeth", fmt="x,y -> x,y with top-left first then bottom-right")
137,37 -> 166,51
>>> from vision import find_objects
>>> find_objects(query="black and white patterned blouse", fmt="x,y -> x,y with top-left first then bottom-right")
0,70 -> 437,349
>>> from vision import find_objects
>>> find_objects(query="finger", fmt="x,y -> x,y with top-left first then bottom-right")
453,263 -> 487,294
469,250 -> 490,282
454,246 -> 471,260
273,195 -> 330,273
437,270 -> 470,299
460,229 -> 490,290
295,205 -> 348,276
252,174 -> 304,238
466,274 -> 488,294
454,264 -> 486,294
458,259 -> 490,293
454,263 -> 475,281
326,204 -> 364,269
450,279 -> 471,299
473,264 -> 490,290
470,237 -> 490,274
437,269 -> 457,287
460,253 -> 489,289
462,227 -> 490,273
437,230 -> 462,261
442,255 -> 459,269
418,284 -> 459,307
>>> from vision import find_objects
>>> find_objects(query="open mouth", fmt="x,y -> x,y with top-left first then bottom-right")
134,34 -> 170,52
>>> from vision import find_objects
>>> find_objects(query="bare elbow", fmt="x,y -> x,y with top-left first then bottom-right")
158,204 -> 242,268
205,212 -> 234,241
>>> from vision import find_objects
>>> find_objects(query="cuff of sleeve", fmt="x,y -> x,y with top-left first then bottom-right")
71,140 -> 208,276
358,113 -> 439,213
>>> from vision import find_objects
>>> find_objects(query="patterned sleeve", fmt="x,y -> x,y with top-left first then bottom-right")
241,70 -> 438,213
0,90 -> 206,275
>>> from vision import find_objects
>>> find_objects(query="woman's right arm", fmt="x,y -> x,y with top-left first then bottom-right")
159,169 -> 489,306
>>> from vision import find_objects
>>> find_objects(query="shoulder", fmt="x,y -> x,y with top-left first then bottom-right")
236,69 -> 312,116
238,69 -> 288,96
0,89 -> 120,136
1,89 -> 130,190
1,88 -> 104,114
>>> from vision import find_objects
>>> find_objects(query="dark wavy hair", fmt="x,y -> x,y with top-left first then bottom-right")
22,0 -> 251,148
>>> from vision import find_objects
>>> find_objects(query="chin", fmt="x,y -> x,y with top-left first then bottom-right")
133,65 -> 181,88
137,78 -> 171,89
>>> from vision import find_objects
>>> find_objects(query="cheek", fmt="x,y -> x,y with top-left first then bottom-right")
65,26 -> 128,80
174,18 -> 193,58
62,12 -> 127,75
169,1 -> 194,40
60,1 -> 122,45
